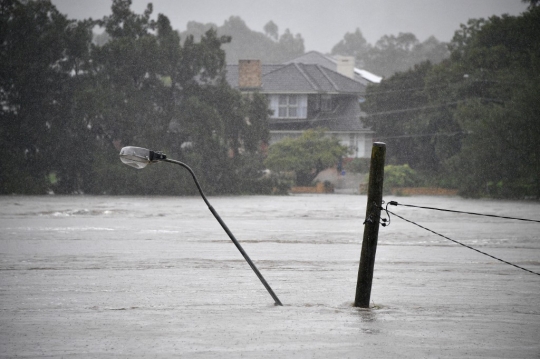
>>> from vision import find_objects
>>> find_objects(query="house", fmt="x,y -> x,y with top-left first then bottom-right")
225,52 -> 380,158
285,51 -> 382,86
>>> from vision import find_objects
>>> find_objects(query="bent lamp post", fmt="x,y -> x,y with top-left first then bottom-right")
119,146 -> 283,306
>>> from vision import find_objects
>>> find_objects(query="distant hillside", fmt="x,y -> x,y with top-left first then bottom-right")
178,16 -> 305,64
331,29 -> 449,78
179,17 -> 449,76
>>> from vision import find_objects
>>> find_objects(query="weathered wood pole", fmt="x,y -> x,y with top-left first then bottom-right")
355,142 -> 386,308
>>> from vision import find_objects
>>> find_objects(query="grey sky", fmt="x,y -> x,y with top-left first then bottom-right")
51,0 -> 528,53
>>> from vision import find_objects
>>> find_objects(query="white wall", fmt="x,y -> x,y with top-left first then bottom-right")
332,132 -> 371,158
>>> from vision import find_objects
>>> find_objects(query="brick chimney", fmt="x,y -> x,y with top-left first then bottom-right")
238,60 -> 261,88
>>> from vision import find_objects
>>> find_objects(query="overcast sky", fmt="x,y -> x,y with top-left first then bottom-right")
51,0 -> 528,53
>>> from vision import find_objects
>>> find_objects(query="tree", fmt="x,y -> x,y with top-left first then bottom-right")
331,28 -> 371,67
87,0 -> 167,149
443,7 -> 540,197
331,29 -> 449,78
523,0 -> 539,9
363,6 -> 540,198
363,61 -> 443,170
412,36 -> 449,67
0,0 -> 273,195
277,29 -> 305,61
83,1 -> 270,195
263,20 -> 278,40
264,130 -> 348,186
367,33 -> 420,77
180,17 -> 305,64
0,0 -> 94,194
331,28 -> 369,56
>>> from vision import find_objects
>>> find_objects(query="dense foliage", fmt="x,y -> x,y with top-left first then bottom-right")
264,130 -> 348,186
363,7 -> 540,198
382,164 -> 420,194
0,0 -> 270,195
3,0 -> 537,199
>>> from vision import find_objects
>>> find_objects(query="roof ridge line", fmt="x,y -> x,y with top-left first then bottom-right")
316,64 -> 340,91
262,63 -> 287,77
293,63 -> 319,91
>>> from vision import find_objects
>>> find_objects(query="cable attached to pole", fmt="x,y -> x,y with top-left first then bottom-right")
386,201 -> 540,223
379,204 -> 540,277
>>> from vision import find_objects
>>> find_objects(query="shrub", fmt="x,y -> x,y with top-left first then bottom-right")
344,158 -> 370,173
383,164 -> 420,193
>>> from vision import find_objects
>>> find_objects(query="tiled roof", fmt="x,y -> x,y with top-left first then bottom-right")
286,51 -> 382,84
225,63 -> 366,94
285,51 -> 336,69
225,64 -> 280,89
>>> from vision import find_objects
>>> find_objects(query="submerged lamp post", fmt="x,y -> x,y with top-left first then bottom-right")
119,146 -> 283,306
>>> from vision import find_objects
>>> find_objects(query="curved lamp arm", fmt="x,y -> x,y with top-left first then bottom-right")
164,158 -> 283,306
119,147 -> 282,306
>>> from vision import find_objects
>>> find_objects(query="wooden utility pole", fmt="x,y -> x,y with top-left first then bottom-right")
355,142 -> 386,308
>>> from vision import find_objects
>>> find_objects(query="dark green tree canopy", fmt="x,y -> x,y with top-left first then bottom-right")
1,0 -> 270,195
264,130 -> 348,186
0,0 -> 94,193
363,6 -> 540,198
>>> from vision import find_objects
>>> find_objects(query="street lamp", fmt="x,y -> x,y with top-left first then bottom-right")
119,146 -> 283,306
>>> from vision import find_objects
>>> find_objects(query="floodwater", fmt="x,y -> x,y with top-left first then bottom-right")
0,194 -> 539,358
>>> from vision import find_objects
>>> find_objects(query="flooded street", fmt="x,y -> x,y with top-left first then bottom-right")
1,194 -> 539,358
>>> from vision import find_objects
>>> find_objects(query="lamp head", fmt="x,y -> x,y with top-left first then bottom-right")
119,146 -> 166,169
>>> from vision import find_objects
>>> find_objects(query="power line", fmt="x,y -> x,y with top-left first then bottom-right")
270,98 -> 503,124
363,78 -> 519,97
385,208 -> 540,277
363,84 -> 447,96
376,131 -> 470,140
364,101 -> 463,117
387,201 -> 540,223
363,98 -> 504,118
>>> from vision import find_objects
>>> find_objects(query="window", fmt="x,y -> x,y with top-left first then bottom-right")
269,95 -> 307,119
279,95 -> 298,118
